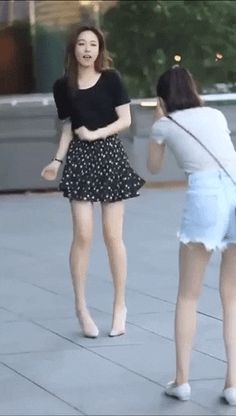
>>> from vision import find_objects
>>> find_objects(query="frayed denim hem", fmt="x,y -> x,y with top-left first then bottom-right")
177,232 -> 228,252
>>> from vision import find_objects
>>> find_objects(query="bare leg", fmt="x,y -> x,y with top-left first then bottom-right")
101,201 -> 127,336
175,243 -> 212,384
219,244 -> 236,388
70,200 -> 98,337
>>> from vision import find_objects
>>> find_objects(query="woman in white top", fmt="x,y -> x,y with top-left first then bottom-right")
148,66 -> 236,405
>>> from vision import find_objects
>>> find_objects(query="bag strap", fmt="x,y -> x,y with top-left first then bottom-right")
167,115 -> 236,187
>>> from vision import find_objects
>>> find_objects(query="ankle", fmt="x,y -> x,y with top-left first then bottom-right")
225,382 -> 236,389
175,377 -> 189,386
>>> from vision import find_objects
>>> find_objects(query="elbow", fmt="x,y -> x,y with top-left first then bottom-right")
126,116 -> 131,128
122,115 -> 131,129
61,132 -> 72,145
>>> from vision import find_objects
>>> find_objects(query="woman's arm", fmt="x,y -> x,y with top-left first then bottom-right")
147,141 -> 165,174
154,97 -> 166,120
147,100 -> 166,173
96,103 -> 131,138
41,121 -> 72,181
54,121 -> 73,161
75,103 -> 131,141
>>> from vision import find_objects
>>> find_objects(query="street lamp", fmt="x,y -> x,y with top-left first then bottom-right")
174,54 -> 182,63
215,52 -> 223,62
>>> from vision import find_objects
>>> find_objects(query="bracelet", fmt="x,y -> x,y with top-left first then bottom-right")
52,158 -> 63,164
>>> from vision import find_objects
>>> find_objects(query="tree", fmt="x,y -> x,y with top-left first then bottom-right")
102,0 -> 236,97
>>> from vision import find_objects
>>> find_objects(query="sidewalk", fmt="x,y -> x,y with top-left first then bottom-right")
0,188 -> 233,415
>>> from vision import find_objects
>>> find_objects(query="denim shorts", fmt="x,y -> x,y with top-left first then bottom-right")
179,169 -> 236,251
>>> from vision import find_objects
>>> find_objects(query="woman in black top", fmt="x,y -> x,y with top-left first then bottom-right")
41,25 -> 145,338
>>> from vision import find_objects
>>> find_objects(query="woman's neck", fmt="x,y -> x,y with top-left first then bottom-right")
77,65 -> 101,89
78,65 -> 97,81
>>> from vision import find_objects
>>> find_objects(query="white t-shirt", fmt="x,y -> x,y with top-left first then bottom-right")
151,106 -> 236,173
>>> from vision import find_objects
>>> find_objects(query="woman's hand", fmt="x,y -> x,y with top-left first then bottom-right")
156,97 -> 166,118
41,160 -> 61,181
75,126 -> 99,141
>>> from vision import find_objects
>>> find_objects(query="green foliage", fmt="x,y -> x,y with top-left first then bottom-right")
102,0 -> 236,97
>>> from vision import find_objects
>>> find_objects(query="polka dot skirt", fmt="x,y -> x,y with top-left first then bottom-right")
59,135 -> 145,202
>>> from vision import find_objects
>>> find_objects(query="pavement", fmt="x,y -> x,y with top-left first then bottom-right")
0,187 -> 235,416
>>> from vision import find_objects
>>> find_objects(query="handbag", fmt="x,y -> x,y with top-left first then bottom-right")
166,115 -> 236,187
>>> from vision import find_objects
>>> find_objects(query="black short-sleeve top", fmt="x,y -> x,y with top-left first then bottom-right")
53,69 -> 130,131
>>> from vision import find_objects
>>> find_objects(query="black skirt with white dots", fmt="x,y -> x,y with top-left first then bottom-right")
59,134 -> 145,202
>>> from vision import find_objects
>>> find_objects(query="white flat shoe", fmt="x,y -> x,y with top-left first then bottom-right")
165,381 -> 191,401
222,387 -> 236,405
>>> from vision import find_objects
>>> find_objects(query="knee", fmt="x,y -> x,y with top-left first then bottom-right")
103,231 -> 123,248
73,231 -> 92,248
178,287 -> 202,303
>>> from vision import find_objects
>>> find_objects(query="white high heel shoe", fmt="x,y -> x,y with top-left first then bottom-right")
76,309 -> 99,338
109,307 -> 127,337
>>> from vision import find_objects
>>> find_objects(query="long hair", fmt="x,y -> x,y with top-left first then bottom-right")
156,66 -> 203,113
64,25 -> 112,91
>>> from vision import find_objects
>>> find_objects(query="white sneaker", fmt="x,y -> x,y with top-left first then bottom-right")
165,381 -> 191,401
222,387 -> 236,405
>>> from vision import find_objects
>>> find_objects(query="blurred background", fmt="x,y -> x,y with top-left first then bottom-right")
1,5 -> 236,416
1,0 -> 236,192
1,0 -> 236,97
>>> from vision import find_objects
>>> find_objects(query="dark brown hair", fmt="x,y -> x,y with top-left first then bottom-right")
64,25 -> 112,91
156,66 -> 203,113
